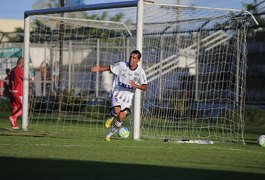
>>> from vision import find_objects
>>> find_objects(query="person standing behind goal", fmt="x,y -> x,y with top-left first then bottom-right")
8,57 -> 24,129
91,50 -> 147,141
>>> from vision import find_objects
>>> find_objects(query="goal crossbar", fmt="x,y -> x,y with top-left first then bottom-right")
25,1 -> 138,17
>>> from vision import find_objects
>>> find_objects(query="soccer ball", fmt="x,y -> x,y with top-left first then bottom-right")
118,127 -> 130,139
258,135 -> 265,147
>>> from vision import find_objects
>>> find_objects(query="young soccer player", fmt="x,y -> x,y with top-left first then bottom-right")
8,57 -> 24,129
91,50 -> 147,141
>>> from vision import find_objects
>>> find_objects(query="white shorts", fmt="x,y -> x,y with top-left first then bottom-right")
110,90 -> 134,111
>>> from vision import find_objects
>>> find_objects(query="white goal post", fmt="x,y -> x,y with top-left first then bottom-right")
23,0 -> 258,143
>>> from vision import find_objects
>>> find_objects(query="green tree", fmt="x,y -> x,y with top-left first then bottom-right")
6,27 -> 24,42
32,0 -> 124,21
240,0 -> 265,40
242,0 -> 265,27
3,27 -> 24,43
242,0 -> 264,14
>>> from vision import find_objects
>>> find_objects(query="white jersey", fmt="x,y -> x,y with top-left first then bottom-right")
110,61 -> 147,109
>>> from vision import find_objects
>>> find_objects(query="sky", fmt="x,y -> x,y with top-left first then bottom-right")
0,0 -> 254,20
0,0 -> 131,19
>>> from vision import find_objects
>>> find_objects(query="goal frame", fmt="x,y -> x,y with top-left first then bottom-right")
23,0 -> 142,140
23,0 -> 258,142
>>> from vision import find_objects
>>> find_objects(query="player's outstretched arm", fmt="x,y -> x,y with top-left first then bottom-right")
91,66 -> 110,73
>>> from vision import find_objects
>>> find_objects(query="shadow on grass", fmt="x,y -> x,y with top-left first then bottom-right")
0,156 -> 264,180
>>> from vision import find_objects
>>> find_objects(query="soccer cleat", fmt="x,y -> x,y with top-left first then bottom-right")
8,116 -> 19,130
105,137 -> 111,142
105,117 -> 114,128
12,121 -> 19,130
8,116 -> 15,126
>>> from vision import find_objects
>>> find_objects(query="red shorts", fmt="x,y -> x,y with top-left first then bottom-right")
10,92 -> 22,108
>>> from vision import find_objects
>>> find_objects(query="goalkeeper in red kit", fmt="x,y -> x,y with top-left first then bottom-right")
8,57 -> 24,129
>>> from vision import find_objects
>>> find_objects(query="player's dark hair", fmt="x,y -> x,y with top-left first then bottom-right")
5,68 -> 10,74
131,50 -> 142,59
17,56 -> 24,65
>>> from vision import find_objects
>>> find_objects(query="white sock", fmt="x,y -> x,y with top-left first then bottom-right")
106,120 -> 122,138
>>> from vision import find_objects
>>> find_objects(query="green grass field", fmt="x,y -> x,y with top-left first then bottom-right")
1,110 -> 265,179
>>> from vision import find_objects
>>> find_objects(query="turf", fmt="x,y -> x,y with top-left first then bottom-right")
0,130 -> 265,179
0,113 -> 265,179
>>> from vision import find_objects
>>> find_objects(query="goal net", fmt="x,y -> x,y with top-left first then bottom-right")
140,3 -> 253,143
28,14 -> 136,137
25,2 -> 254,143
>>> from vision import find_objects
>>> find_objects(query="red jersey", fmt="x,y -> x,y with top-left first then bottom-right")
10,66 -> 23,96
